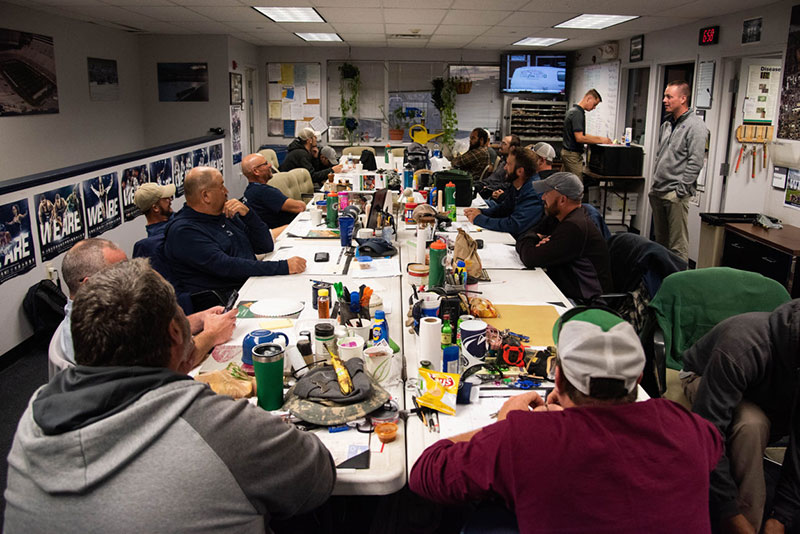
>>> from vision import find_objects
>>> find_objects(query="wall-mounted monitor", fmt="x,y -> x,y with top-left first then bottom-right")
500,53 -> 567,95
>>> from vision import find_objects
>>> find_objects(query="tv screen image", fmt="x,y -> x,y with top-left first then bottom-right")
501,54 -> 567,94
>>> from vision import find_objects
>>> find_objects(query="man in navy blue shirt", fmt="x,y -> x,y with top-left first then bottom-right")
463,147 -> 544,240
132,183 -> 177,278
241,153 -> 305,237
164,167 -> 306,298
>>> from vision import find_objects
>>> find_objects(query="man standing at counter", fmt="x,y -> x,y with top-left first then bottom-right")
164,167 -> 306,304
4,259 -> 335,533
650,80 -> 707,262
410,308 -> 723,533
463,147 -> 543,239
561,89 -> 612,178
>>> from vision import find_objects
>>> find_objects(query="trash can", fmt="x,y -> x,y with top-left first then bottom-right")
698,213 -> 778,268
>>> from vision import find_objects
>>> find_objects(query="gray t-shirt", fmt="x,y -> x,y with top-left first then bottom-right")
562,105 -> 585,152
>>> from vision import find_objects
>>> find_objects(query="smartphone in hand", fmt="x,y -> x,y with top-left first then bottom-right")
223,290 -> 239,313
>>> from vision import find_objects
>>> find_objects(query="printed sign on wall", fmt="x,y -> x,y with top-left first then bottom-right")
173,151 -> 193,197
121,164 -> 149,222
35,184 -> 85,261
0,199 -> 36,285
82,172 -> 121,238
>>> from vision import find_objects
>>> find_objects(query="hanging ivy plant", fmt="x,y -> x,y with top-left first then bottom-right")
339,62 -> 360,143
432,77 -> 458,150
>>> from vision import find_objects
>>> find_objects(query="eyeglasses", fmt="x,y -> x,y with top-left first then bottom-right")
255,162 -> 270,170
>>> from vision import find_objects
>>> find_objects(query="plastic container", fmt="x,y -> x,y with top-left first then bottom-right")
445,181 -> 456,208
375,422 -> 398,443
317,288 -> 330,319
371,310 -> 389,344
428,240 -> 447,288
314,323 -> 335,361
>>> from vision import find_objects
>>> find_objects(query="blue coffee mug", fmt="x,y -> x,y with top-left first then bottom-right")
243,329 -> 289,366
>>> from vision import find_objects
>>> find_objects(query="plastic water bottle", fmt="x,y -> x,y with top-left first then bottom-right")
385,144 -> 391,164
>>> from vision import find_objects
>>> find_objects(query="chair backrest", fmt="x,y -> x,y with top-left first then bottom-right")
268,168 -> 313,201
48,325 -> 74,381
258,148 -> 280,169
607,232 -> 686,296
342,146 -> 376,156
649,267 -> 791,371
478,164 -> 494,182
390,148 -> 405,158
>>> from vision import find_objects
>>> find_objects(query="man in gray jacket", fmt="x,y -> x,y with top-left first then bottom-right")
650,80 -> 707,261
4,259 -> 335,533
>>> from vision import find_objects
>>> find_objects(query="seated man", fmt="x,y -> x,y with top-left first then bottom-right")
279,127 -> 342,187
165,167 -> 306,299
241,153 -> 306,236
531,141 -> 556,179
55,238 -> 235,368
463,147 -> 543,239
410,307 -> 723,533
681,299 -> 800,534
479,134 -> 520,198
451,128 -> 493,182
5,259 -> 335,532
515,172 -> 612,302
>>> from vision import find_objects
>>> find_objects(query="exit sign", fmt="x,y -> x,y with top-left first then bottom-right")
699,25 -> 720,45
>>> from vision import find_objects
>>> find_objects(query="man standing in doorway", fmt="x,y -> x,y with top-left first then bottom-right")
650,80 -> 707,262
561,89 -> 612,179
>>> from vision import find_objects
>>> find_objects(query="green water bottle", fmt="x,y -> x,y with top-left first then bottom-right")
428,239 -> 446,288
385,144 -> 391,164
445,181 -> 456,208
326,192 -> 338,229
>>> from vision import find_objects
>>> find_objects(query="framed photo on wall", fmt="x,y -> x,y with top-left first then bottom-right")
229,72 -> 243,105
630,35 -> 644,62
328,126 -> 347,143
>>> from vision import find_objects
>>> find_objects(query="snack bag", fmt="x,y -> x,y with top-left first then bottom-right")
417,368 -> 460,415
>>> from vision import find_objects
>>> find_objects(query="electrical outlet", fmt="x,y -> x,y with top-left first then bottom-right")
45,262 -> 56,281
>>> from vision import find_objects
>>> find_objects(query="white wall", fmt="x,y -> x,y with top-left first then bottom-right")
0,2 -> 146,181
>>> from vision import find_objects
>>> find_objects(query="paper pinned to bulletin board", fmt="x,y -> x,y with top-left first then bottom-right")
267,63 -> 322,137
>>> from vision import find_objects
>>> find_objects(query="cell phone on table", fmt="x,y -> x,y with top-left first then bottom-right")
223,290 -> 239,313
314,252 -> 330,262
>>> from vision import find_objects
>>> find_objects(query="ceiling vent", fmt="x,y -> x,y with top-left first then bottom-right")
388,33 -> 428,39
90,21 -> 146,33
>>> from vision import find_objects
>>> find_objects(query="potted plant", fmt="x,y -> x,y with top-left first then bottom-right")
431,77 -> 458,150
339,62 -> 360,143
451,75 -> 473,95
381,105 -> 412,141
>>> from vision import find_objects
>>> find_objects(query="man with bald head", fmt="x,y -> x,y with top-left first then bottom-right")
164,166 -> 306,305
241,153 -> 305,236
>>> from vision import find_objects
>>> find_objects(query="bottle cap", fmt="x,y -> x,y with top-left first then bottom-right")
318,289 -> 329,297
446,182 -> 455,187
456,260 -> 466,267
375,310 -> 385,319
430,240 -> 446,250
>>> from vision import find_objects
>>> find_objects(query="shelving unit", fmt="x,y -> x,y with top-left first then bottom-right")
508,99 -> 567,143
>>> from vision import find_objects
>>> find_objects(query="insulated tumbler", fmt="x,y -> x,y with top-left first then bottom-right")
252,343 -> 285,410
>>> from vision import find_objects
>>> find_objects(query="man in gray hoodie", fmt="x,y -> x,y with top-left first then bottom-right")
4,259 -> 335,533
650,80 -> 707,261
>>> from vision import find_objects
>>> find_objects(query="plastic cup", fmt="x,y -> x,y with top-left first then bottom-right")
338,216 -> 355,247
460,320 -> 488,361
252,343 -> 284,410
419,292 -> 441,317
310,208 -> 322,226
337,335 -> 365,361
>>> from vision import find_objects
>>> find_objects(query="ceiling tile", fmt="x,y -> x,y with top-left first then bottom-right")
483,25 -> 541,36
128,20 -> 195,32
497,12 -> 581,28
224,20 -> 291,32
34,0 -> 105,5
384,8 -> 446,24
174,20 -> 237,32
101,0 -> 176,6
170,0 -> 247,5
441,10 -> 511,25
123,6 -> 212,21
315,0 -> 383,6
427,35 -> 473,46
434,25 -> 487,36
660,0 -> 777,19
330,22 -> 385,34
381,0 -> 453,7
384,23 -> 438,34
316,7 -> 383,23
273,22 -> 337,32
470,35 -> 518,45
387,38 -> 430,47
188,6 -> 267,22
55,5 -> 157,23
338,32 -> 386,41
519,0 -> 599,11
451,0 -> 527,9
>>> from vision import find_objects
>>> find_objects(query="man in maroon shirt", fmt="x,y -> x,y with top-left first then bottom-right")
409,308 -> 723,534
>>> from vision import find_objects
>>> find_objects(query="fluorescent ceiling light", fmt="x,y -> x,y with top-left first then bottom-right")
512,37 -> 567,47
295,32 -> 342,42
253,7 -> 325,23
555,14 -> 638,30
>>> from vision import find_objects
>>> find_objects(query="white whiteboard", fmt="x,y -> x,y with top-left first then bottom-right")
569,61 -> 620,140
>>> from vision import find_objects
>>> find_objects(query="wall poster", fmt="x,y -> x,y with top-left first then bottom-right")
87,57 -> 119,102
35,184 -> 85,261
0,199 -> 35,285
173,151 -> 193,197
744,64 -> 781,123
0,28 -> 59,116
230,106 -> 242,165
157,62 -> 208,102
149,158 -> 173,186
121,164 -> 149,222
82,172 -> 121,238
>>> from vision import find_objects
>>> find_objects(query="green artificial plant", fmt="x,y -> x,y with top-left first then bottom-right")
432,77 -> 458,150
339,62 -> 360,143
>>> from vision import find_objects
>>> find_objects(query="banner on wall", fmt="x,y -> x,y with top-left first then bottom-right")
149,158 -> 173,186
173,151 -> 193,198
210,143 -> 224,174
231,106 -> 242,165
0,199 -> 36,285
121,164 -> 149,222
82,172 -> 121,238
34,184 -> 85,261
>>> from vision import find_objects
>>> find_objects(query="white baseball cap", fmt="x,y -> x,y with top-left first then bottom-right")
553,308 -> 645,396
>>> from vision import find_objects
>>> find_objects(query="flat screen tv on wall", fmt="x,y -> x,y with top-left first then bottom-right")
500,53 -> 567,95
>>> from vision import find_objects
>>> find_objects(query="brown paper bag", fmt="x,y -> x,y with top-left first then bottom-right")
453,228 -> 482,278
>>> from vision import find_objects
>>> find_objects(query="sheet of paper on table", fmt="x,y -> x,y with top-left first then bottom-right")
272,244 -> 343,275
442,221 -> 481,233
315,427 -> 371,467
479,243 -> 526,269
349,257 -> 401,278
437,389 -> 550,440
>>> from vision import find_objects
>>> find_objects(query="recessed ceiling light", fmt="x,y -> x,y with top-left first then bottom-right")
295,32 -> 342,42
253,7 -> 325,23
555,14 -> 638,30
512,37 -> 567,47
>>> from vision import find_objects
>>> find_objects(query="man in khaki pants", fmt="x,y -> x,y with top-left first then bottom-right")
560,89 -> 612,179
650,80 -> 707,261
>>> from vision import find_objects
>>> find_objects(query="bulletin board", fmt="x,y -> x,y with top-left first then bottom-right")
267,62 -> 322,138
569,61 -> 620,140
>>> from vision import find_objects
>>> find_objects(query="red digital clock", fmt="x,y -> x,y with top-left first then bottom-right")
699,25 -> 720,45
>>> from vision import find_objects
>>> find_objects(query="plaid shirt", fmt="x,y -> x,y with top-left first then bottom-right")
452,146 -> 491,182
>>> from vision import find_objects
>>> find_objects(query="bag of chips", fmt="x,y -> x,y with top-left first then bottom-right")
417,368 -> 460,415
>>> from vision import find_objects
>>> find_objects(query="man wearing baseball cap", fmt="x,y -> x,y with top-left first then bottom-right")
410,308 -> 723,533
531,142 -> 556,179
279,127 -> 342,187
515,171 -> 612,302
132,183 -> 181,302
